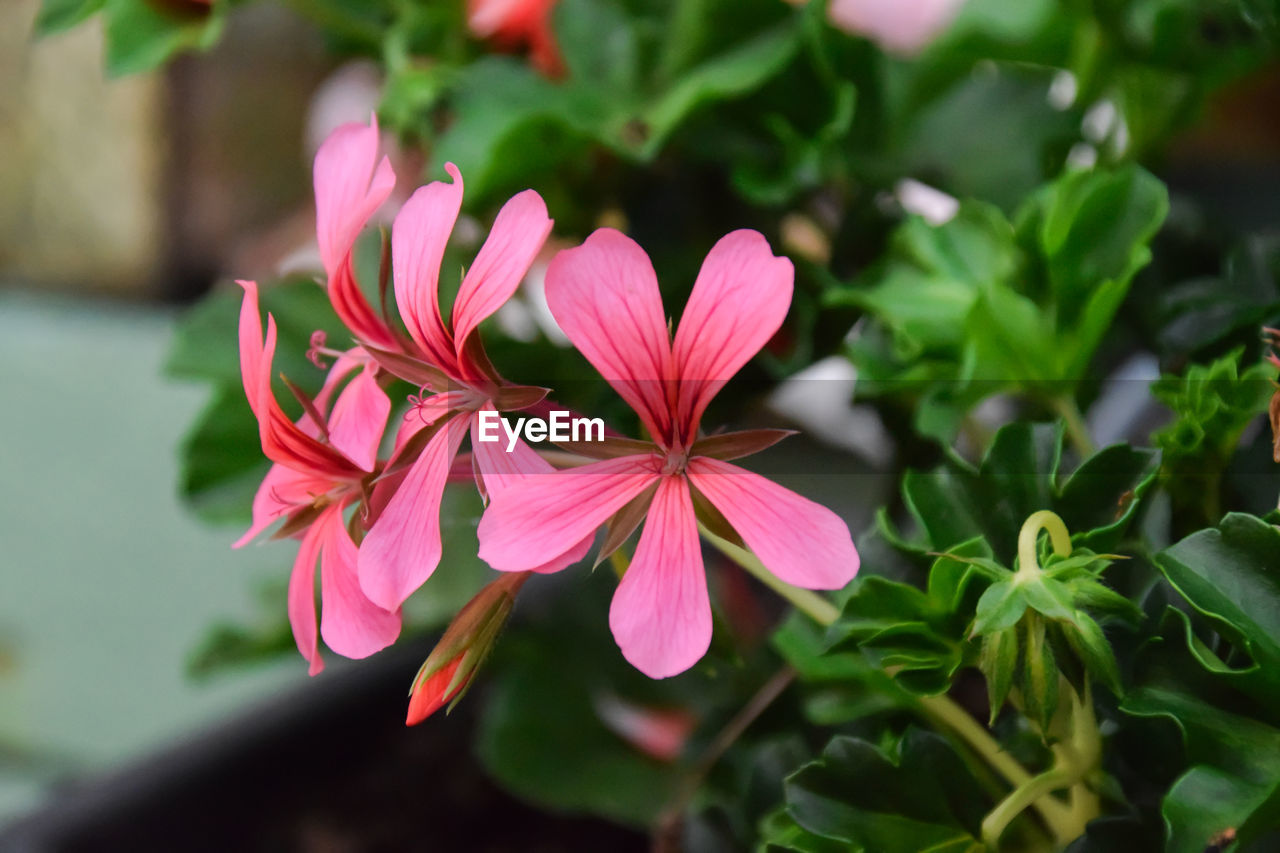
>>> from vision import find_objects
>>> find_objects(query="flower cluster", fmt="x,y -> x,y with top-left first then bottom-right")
235,117 -> 859,692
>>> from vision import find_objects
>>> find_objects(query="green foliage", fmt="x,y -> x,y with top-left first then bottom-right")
765,729 -> 987,852
835,166 -> 1168,443
1151,348 -> 1274,521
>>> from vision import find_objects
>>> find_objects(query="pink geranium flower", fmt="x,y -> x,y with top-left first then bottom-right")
477,229 -> 859,678
306,118 -> 587,613
233,281 -> 400,675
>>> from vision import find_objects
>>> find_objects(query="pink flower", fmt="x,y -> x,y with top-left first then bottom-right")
476,229 -> 859,678
233,281 -> 400,675
827,0 -> 966,55
308,120 -> 588,612
468,0 -> 564,77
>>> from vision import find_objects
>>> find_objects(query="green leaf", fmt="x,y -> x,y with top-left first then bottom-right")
1155,513 -> 1280,705
103,0 -> 225,76
174,386 -> 267,524
33,0 -> 104,35
554,0 -> 639,96
1124,685 -> 1280,853
783,730 -> 985,849
972,581 -> 1027,635
637,22 -> 800,159
1019,576 -> 1075,622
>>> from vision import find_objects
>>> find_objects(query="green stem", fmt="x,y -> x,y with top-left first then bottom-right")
982,766 -> 1076,846
700,526 -> 840,626
1051,396 -> 1096,458
1016,510 -> 1072,578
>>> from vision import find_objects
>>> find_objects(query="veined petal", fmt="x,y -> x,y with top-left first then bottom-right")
470,407 -> 593,573
453,189 -> 553,361
672,230 -> 793,438
318,507 -> 402,659
545,228 -> 674,444
326,364 -> 390,473
477,454 -> 661,572
233,463 -> 329,548
687,457 -> 858,590
358,414 -> 468,610
392,164 -> 464,369
314,117 -> 396,277
239,281 -> 356,477
609,476 -> 710,679
289,516 -> 326,676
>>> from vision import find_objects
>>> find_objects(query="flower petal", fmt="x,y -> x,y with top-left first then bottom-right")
470,407 -> 593,573
392,164 -> 464,370
545,228 -> 674,444
238,281 -> 356,477
672,230 -> 793,438
452,189 -> 553,361
233,463 -> 329,548
314,117 -> 396,277
358,414 -> 468,610
318,507 -> 402,659
326,364 -> 390,473
477,454 -> 660,572
289,516 -> 326,676
687,457 -> 858,590
609,476 -> 710,679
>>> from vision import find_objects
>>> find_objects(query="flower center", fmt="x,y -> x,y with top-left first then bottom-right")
660,449 -> 689,477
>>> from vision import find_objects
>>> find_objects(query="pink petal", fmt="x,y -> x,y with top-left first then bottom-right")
686,458 -> 858,590
238,282 -> 356,477
314,117 -> 396,277
237,280 -> 268,420
326,364 -> 390,473
470,407 -> 594,573
672,230 -> 793,439
609,476 -> 710,679
232,463 -> 329,548
544,228 -> 674,444
452,189 -> 553,360
318,507 -> 402,659
358,414 -> 468,610
289,515 -> 326,676
476,454 -> 661,571
392,164 -> 465,370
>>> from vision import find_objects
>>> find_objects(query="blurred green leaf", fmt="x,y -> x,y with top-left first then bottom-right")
102,0 -> 225,76
33,0 -> 104,34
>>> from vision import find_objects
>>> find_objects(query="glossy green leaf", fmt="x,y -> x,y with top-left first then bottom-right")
783,730 -> 985,850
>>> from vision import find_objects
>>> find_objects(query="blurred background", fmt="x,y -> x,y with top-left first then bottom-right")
2,0 -> 1280,850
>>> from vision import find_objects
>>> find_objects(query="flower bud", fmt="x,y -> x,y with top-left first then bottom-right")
405,572 -> 529,725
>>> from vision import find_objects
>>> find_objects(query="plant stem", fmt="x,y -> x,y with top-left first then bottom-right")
1051,396 -> 1096,457
655,666 -> 797,848
700,526 -> 841,626
1017,510 -> 1072,578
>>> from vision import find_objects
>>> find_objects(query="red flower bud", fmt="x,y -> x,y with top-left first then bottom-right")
405,572 -> 529,725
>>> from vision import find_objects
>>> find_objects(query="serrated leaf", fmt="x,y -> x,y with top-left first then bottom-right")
1020,576 -> 1076,622
1062,612 -> 1122,696
33,0 -> 104,35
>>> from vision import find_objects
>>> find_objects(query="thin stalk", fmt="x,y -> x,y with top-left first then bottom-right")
1051,396 -> 1096,457
700,526 -> 840,626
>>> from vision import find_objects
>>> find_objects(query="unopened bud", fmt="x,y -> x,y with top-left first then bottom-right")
405,572 -> 529,725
